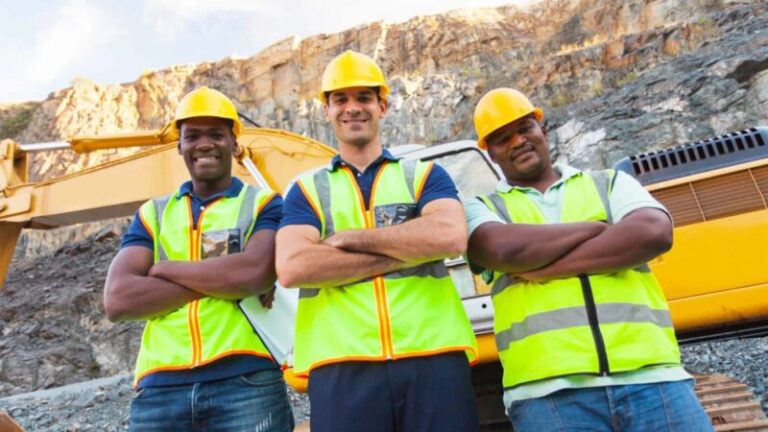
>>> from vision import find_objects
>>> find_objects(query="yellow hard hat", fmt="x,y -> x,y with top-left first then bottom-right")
473,88 -> 544,149
173,86 -> 243,137
319,50 -> 390,104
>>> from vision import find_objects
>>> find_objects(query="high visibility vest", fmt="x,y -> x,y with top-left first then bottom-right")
479,170 -> 681,389
133,184 -> 276,385
293,160 -> 478,375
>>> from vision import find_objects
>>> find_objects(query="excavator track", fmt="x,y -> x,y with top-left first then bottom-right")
694,374 -> 768,432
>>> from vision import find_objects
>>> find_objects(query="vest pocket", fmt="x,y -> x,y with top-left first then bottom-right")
374,203 -> 416,227
201,228 -> 241,259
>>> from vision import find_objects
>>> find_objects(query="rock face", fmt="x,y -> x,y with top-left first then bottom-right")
0,223 -> 143,396
0,0 -> 766,181
1,0 -> 768,401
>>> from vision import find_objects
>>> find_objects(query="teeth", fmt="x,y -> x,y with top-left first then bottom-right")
196,157 -> 218,162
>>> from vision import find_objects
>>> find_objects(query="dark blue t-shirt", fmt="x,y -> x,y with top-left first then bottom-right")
280,149 -> 459,231
120,177 -> 282,388
122,177 -> 282,249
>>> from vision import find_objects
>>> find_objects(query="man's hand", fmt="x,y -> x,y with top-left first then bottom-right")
258,286 -> 276,309
276,225 -> 408,289
468,220 -> 608,274
146,229 -> 278,300
509,208 -> 672,282
315,198 -> 467,264
321,231 -> 351,249
104,247 -> 203,322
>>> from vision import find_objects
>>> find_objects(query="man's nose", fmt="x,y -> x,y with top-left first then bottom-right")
344,101 -> 362,115
507,134 -> 526,148
196,135 -> 216,148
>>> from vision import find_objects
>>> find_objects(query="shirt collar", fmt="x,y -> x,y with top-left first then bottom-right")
177,177 -> 244,201
495,164 -> 583,193
326,148 -> 401,172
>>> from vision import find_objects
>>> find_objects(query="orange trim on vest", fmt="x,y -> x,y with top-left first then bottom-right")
188,300 -> 202,365
296,180 -> 323,222
258,192 -> 277,214
138,211 -> 154,241
294,346 -> 478,377
391,345 -> 478,365
415,161 -> 433,201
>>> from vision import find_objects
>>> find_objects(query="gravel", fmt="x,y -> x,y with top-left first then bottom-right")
2,337 -> 766,431
681,336 -> 768,413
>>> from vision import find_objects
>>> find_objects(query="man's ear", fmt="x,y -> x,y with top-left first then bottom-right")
379,98 -> 388,117
233,140 -> 243,159
323,104 -> 330,121
177,142 -> 182,155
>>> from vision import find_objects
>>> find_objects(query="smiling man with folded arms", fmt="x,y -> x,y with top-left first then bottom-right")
464,87 -> 712,432
276,51 -> 479,432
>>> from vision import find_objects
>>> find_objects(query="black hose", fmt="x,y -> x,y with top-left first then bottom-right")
238,112 -> 261,128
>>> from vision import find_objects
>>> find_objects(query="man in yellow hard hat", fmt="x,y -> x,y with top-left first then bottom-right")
276,50 -> 479,432
465,88 -> 712,431
104,86 -> 294,431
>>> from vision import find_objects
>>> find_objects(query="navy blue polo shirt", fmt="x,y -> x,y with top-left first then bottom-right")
280,149 -> 459,230
121,177 -> 282,388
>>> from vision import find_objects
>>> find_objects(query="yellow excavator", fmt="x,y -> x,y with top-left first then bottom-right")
1,124 -> 767,431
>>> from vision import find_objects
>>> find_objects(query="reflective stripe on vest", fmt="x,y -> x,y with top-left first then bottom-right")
480,170 -> 680,389
495,302 -> 674,350
292,160 -> 477,375
133,184 -> 275,385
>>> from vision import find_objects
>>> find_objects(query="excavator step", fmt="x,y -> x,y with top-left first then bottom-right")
694,374 -> 768,432
697,383 -> 750,396
0,411 -> 25,432
713,420 -> 768,432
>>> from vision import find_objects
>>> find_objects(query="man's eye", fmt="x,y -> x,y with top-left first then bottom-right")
491,135 -> 509,146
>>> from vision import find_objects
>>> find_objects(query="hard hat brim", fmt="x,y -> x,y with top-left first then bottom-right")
477,108 -> 544,150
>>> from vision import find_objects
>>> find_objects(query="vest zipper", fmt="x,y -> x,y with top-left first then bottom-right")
578,274 -> 609,375
343,165 -> 394,359
186,195 -> 224,367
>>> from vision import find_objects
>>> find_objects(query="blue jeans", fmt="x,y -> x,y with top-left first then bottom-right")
129,368 -> 294,432
507,380 -> 713,432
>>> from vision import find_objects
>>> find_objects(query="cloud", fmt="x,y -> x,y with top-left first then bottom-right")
0,0 -> 121,101
142,0 -> 267,40
29,0 -> 120,83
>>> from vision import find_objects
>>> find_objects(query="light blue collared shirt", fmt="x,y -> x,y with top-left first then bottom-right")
462,164 -> 689,405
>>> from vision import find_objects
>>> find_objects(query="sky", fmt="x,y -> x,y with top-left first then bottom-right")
0,0 -> 521,103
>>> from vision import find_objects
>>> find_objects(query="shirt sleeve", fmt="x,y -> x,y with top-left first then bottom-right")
417,163 -> 460,212
252,194 -> 283,232
120,210 -> 153,250
609,170 -> 671,222
278,182 -> 322,232
462,195 -> 504,237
